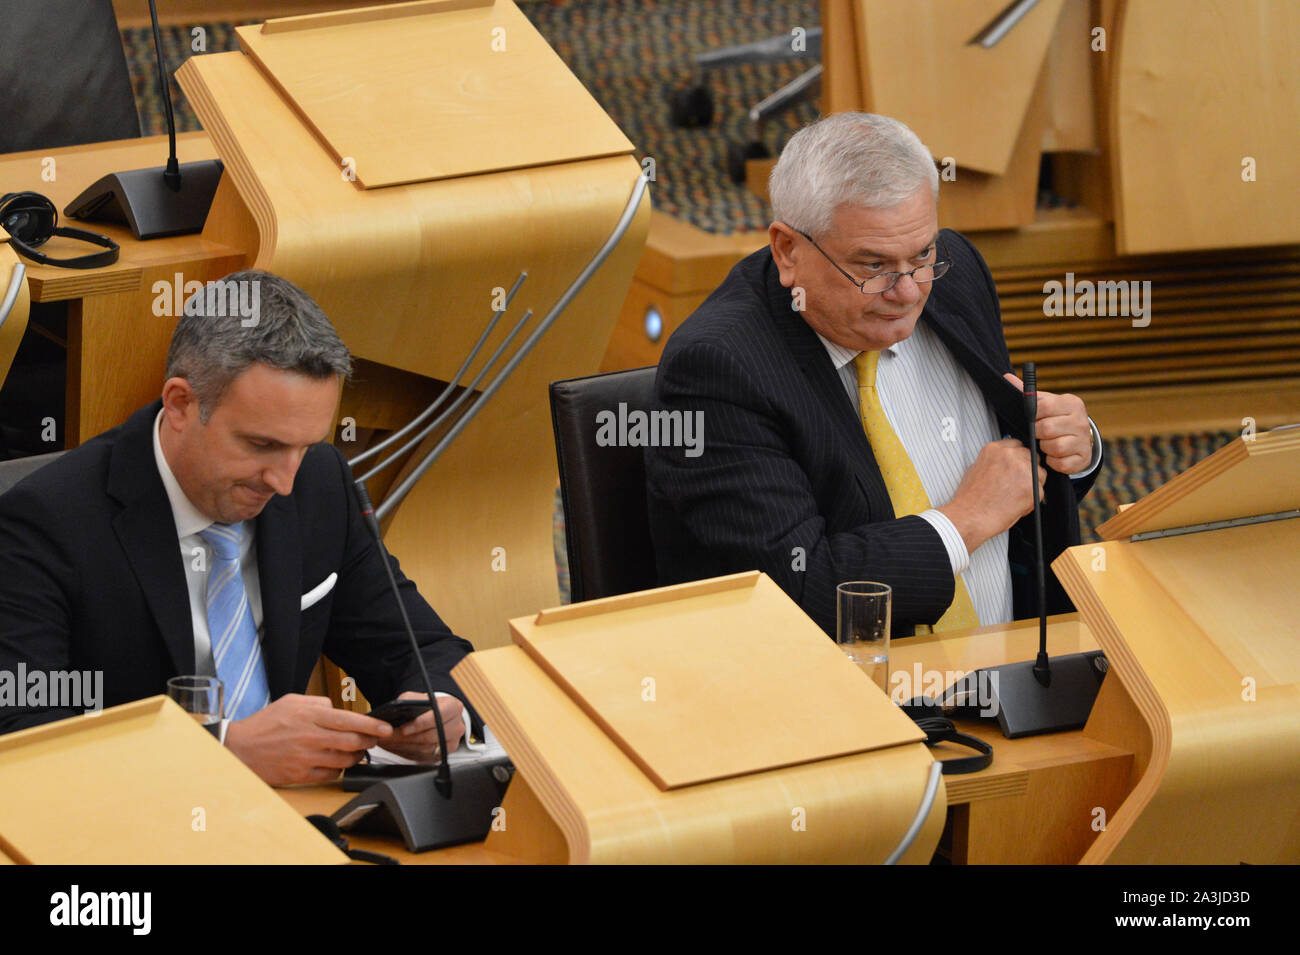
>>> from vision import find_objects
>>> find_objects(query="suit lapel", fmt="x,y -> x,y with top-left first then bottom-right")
255,494 -> 301,699
764,263 -> 893,512
107,402 -> 195,677
922,302 -> 1031,443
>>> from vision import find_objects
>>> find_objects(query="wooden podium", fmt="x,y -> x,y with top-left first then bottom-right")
1052,427 -> 1300,863
0,696 -> 345,864
452,572 -> 947,864
174,0 -> 651,651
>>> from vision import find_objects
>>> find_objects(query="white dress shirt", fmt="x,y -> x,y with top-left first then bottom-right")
816,322 -> 1101,627
152,409 -> 264,677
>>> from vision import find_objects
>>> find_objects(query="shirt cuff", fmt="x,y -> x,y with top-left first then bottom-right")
1069,418 -> 1103,479
433,691 -> 483,753
918,508 -> 970,577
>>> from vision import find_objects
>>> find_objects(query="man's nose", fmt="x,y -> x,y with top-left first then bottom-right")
885,271 -> 922,303
263,450 -> 305,496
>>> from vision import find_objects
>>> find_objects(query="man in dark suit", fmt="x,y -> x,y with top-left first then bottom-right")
0,270 -> 474,785
646,113 -> 1101,637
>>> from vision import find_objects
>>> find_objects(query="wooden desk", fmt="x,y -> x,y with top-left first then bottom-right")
0,133 -> 248,444
889,614 -> 1133,864
278,613 -> 1134,865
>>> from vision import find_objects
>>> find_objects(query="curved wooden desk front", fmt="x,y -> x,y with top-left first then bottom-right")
176,47 -> 650,653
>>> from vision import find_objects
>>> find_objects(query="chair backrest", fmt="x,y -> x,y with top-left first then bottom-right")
0,0 -> 140,154
549,367 -> 658,603
0,450 -> 65,496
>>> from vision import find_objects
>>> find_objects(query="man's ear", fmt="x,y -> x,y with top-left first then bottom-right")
160,377 -> 200,430
768,222 -> 800,288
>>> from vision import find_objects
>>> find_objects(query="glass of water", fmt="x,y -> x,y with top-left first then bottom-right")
166,676 -> 223,739
836,581 -> 891,693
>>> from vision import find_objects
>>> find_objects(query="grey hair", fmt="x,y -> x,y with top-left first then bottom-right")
768,112 -> 940,236
165,269 -> 353,422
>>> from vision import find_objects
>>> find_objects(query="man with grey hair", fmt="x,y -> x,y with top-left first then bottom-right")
646,113 -> 1101,637
0,270 -> 477,785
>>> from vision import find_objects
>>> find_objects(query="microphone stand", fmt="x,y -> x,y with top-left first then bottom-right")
330,172 -> 650,850
939,362 -> 1106,738
63,0 -> 223,239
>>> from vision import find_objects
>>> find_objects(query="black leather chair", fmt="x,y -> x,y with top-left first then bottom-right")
549,367 -> 658,603
0,450 -> 65,496
0,0 -> 141,154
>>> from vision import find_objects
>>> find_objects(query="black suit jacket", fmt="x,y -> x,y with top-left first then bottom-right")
645,230 -> 1099,637
0,400 -> 475,734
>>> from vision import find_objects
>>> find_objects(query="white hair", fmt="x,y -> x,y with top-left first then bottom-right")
768,112 -> 939,236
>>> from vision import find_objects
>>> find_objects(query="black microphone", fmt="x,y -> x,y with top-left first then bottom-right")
1022,363 -> 1051,688
330,479 -> 515,852
935,362 -> 1107,738
63,0 -> 224,239
352,479 -> 452,797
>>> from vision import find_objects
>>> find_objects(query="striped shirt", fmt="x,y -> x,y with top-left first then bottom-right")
816,321 -> 1101,626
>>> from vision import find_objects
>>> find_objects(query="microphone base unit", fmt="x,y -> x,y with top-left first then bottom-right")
941,650 -> 1108,739
64,159 -> 225,240
331,755 -> 516,853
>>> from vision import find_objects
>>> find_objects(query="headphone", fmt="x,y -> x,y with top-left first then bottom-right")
1,191 -> 119,270
899,697 -> 994,774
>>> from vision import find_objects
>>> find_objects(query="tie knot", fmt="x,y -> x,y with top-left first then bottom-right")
199,522 -> 244,560
853,349 -> 882,389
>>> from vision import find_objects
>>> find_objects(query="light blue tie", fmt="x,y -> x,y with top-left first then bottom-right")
198,522 -> 271,722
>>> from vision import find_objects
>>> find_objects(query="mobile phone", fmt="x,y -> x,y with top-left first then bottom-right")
366,698 -> 433,727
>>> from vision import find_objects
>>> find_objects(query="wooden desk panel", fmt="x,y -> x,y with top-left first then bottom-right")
276,613 -> 1138,865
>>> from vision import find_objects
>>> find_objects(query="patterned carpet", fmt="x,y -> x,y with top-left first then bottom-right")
118,6 -> 1239,603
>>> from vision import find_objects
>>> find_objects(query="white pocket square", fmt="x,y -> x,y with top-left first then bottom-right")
300,572 -> 338,611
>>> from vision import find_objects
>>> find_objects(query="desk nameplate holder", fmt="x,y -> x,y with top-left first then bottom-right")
451,571 -> 948,864
1052,428 -> 1300,864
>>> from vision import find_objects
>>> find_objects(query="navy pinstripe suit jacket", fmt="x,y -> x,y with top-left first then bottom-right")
645,229 -> 1099,637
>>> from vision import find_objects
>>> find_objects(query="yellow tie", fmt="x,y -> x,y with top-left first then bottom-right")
854,350 -> 979,633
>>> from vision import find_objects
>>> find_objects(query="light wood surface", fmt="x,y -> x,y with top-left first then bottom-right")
442,573 -> 945,864
0,134 -> 250,442
0,697 -> 345,864
852,0 -> 1065,176
510,573 -> 924,790
1098,428 -> 1300,538
817,0 -> 1051,230
455,644 -> 945,864
1109,0 -> 1300,253
177,5 -> 649,651
933,61 -> 1048,232
278,611 -> 1140,865
259,0 -> 487,33
1040,0 -> 1098,153
1053,433 -> 1300,863
237,0 -> 630,188
820,0 -> 865,114
0,133 -> 233,304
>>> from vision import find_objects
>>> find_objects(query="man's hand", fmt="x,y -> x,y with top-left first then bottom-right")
376,691 -> 465,764
938,437 -> 1047,555
223,693 -> 393,787
1004,373 -> 1092,475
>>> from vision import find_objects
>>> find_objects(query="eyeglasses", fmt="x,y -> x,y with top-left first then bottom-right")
794,227 -> 950,295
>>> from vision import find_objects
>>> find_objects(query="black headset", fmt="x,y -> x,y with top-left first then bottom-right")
1,191 -> 119,270
899,697 -> 994,774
